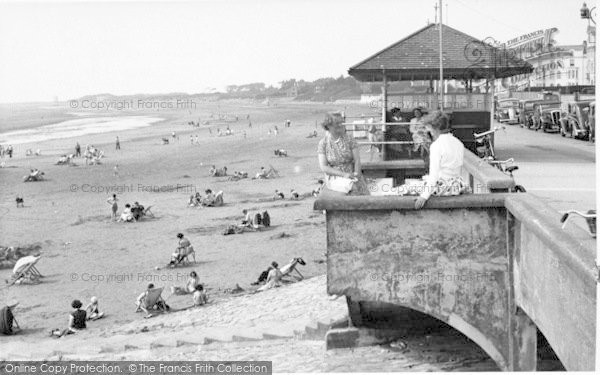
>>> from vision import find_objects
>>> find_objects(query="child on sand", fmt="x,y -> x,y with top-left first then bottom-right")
85,296 -> 104,320
106,194 -> 118,220
193,284 -> 208,306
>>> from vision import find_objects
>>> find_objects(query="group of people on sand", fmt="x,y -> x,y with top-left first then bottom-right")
106,194 -> 148,222
49,297 -> 104,338
188,189 -> 224,207
209,165 -> 228,177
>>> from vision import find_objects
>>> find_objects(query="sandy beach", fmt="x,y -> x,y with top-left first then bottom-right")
0,99 -> 343,333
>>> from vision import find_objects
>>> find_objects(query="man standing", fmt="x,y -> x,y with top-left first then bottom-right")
115,137 -> 120,150
75,142 -> 81,157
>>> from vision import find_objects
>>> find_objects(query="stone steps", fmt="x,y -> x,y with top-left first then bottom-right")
0,275 -> 350,360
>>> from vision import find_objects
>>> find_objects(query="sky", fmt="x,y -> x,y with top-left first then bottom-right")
0,0 -> 596,103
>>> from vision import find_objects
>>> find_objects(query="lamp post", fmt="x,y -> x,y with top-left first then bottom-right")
580,2 -> 596,85
581,2 -> 596,25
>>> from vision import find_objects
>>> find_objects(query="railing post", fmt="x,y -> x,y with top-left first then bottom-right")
381,69 -> 388,161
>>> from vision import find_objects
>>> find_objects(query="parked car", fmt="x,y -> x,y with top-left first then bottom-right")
519,99 -> 561,130
560,100 -> 594,139
539,108 -> 562,133
496,99 -> 520,124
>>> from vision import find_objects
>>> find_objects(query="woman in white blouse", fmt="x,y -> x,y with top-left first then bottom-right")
415,111 -> 468,209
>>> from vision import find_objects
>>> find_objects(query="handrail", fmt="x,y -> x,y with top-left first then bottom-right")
343,122 -> 411,126
504,194 -> 596,282
314,192 -> 508,211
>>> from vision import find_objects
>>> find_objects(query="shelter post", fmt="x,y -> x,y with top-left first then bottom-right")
381,68 -> 388,161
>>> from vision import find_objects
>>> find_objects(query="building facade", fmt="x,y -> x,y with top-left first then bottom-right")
496,27 -> 595,94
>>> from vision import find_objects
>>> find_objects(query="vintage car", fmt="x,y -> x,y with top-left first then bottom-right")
496,98 -> 520,124
539,108 -> 562,133
560,100 -> 594,139
519,99 -> 561,130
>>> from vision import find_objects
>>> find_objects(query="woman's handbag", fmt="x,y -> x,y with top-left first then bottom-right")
326,176 -> 356,194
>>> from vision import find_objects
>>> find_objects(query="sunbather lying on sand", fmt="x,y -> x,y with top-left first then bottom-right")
85,296 -> 104,321
50,300 -> 86,337
252,166 -> 279,180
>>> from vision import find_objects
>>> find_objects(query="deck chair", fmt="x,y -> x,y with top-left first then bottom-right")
143,287 -> 168,313
143,206 -> 154,217
280,257 -> 306,281
9,256 -> 42,285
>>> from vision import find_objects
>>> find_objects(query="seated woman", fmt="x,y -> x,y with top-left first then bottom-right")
50,300 -> 86,337
201,189 -> 216,206
209,165 -> 217,176
415,111 -> 468,210
274,190 -> 285,199
85,296 -> 104,321
131,202 -> 145,221
257,262 -> 283,292
317,112 -> 369,195
172,271 -> 201,295
168,233 -> 193,266
117,204 -> 135,222
254,167 -> 268,179
409,108 -> 432,158
290,189 -> 300,200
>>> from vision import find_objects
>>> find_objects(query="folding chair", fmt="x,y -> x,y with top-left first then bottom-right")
143,206 -> 154,218
9,256 -> 42,285
143,287 -> 168,313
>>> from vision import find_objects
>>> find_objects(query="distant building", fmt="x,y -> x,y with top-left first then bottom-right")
492,27 -> 595,94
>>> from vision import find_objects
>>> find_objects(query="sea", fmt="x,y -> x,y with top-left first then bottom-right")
0,116 -> 164,145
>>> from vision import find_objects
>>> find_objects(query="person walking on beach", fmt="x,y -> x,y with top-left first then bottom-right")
75,142 -> 81,157
107,194 -> 118,220
115,137 -> 120,150
194,135 -> 199,144
7,145 -> 13,158
113,164 -> 119,178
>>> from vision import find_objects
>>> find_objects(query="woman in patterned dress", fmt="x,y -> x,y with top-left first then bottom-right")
317,112 -> 369,195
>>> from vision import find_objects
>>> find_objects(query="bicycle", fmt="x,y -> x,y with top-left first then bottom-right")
473,125 -> 505,159
473,126 -> 526,192
560,210 -> 596,238
484,158 -> 526,192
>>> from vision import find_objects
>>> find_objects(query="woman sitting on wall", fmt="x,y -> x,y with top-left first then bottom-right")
317,112 -> 368,195
415,111 -> 468,210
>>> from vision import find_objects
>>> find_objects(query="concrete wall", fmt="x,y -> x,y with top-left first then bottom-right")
315,193 -> 596,370
506,195 -> 596,371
